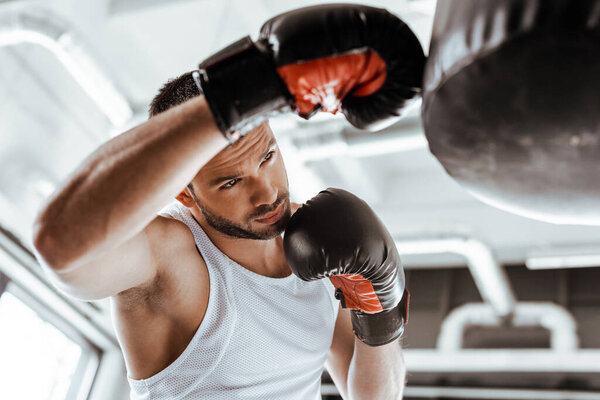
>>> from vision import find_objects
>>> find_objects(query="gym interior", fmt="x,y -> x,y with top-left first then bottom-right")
1,1 -> 599,399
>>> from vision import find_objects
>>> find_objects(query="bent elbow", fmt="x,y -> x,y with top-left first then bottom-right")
32,220 -> 70,272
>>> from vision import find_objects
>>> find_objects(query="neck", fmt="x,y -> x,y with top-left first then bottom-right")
190,209 -> 291,278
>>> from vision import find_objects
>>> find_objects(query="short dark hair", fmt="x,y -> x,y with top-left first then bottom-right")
149,71 -> 202,193
148,71 -> 201,117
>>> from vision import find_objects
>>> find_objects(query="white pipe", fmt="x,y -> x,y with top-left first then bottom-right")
0,3 -> 133,127
511,303 -> 579,350
526,245 -> 600,269
323,384 -> 600,400
437,302 -> 579,352
403,349 -> 600,373
527,253 -> 600,269
395,236 -> 517,317
403,386 -> 600,400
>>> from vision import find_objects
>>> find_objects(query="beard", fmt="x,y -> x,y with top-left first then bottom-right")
193,191 -> 291,240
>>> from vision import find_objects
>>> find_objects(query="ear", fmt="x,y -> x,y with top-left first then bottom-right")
175,187 -> 196,208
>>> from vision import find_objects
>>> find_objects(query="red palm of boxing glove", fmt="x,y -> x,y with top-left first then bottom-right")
277,50 -> 387,117
329,273 -> 384,314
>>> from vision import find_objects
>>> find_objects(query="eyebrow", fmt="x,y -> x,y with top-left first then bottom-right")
260,137 -> 277,160
209,138 -> 277,187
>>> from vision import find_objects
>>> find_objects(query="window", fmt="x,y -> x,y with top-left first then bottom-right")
0,278 -> 98,400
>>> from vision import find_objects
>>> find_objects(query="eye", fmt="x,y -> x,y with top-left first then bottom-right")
220,178 -> 239,189
262,150 -> 275,163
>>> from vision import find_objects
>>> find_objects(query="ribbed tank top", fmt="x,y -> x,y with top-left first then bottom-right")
127,202 -> 339,400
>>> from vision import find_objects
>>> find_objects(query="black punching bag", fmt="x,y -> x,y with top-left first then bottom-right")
422,0 -> 600,225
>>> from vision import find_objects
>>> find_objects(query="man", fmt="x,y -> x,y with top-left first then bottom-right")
32,4 -> 423,399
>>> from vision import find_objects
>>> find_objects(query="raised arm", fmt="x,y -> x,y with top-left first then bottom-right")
32,96 -> 226,286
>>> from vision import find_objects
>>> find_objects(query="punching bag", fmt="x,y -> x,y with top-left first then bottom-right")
422,0 -> 600,225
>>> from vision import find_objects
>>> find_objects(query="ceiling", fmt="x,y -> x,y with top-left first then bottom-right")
1,0 -> 599,268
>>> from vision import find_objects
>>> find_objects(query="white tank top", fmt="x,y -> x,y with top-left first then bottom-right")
127,202 -> 339,400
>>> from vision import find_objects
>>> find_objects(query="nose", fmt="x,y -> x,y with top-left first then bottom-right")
250,177 -> 278,209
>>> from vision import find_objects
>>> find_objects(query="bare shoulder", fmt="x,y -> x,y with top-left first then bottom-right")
112,215 -> 210,379
114,215 -> 207,309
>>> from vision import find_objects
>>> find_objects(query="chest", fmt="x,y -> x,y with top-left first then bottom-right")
212,277 -> 337,378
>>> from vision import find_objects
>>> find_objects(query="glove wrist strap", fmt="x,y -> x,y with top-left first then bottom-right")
196,36 -> 293,141
350,289 -> 410,346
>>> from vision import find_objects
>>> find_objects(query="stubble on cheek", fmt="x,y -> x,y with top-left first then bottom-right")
194,190 -> 291,240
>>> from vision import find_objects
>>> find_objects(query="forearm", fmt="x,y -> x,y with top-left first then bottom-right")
33,96 -> 227,269
347,338 -> 406,400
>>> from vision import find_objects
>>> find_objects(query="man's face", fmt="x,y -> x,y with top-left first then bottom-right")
188,123 -> 291,240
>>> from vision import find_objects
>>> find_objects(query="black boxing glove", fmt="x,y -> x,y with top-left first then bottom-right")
283,188 -> 409,346
195,4 -> 425,142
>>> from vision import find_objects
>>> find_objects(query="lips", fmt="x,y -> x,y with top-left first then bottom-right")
255,203 -> 284,224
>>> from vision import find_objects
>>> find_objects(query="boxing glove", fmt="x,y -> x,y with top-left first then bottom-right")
283,188 -> 409,346
195,4 -> 425,142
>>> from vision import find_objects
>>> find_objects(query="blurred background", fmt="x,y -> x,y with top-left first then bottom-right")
1,0 -> 600,399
